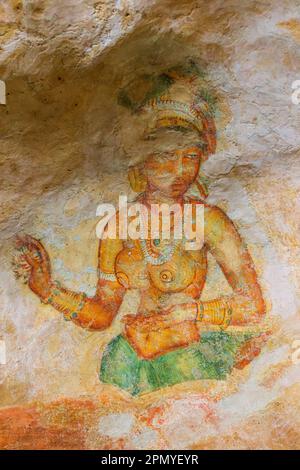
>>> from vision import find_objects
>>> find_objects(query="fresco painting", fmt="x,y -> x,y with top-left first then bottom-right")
14,68 -> 269,396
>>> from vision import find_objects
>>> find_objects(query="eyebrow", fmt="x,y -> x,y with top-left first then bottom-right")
144,126 -> 199,139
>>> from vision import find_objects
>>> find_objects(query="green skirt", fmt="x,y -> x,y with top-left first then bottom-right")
99,331 -> 254,396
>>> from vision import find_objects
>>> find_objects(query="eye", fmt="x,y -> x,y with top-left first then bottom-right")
167,153 -> 177,160
152,152 -> 166,161
186,153 -> 199,159
143,132 -> 157,141
154,152 -> 176,161
147,135 -> 157,141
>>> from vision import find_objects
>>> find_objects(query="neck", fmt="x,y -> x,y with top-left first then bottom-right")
143,186 -> 184,206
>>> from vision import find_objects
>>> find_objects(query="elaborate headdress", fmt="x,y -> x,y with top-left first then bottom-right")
119,64 -> 217,197
143,75 -> 216,159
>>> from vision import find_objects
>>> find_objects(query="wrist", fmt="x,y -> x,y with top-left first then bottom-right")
196,299 -> 233,328
169,303 -> 198,323
41,280 -> 87,322
40,279 -> 56,304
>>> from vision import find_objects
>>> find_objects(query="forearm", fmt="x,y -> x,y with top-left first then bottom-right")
200,294 -> 265,326
124,294 -> 266,359
167,294 -> 266,328
197,295 -> 259,328
43,281 -> 122,329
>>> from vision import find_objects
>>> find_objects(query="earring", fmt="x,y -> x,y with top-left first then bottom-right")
128,165 -> 147,193
195,171 -> 209,199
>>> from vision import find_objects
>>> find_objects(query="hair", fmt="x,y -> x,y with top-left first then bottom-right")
121,61 -> 216,197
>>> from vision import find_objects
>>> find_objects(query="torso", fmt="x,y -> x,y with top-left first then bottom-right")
114,199 -> 208,313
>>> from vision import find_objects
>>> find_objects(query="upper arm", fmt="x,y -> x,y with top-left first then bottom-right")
204,205 -> 265,312
98,236 -> 123,277
96,215 -> 125,301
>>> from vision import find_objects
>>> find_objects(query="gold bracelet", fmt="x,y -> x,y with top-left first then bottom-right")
223,305 -> 233,329
213,301 -> 225,325
40,280 -> 61,305
203,300 -> 224,325
42,280 -> 87,321
62,293 -> 87,322
195,301 -> 204,322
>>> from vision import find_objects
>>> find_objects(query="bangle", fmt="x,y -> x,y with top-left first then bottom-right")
40,280 -> 61,305
41,280 -> 87,322
223,306 -> 233,329
98,269 -> 117,282
63,292 -> 87,322
195,302 -> 204,322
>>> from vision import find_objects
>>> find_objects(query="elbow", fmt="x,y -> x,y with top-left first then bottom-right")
88,307 -> 116,330
76,299 -> 117,330
81,316 -> 114,331
253,296 -> 266,322
95,309 -> 115,330
244,284 -> 266,322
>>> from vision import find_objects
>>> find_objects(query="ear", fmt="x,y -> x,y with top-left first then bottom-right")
128,165 -> 147,193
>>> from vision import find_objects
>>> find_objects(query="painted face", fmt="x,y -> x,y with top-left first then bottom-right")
143,128 -> 203,197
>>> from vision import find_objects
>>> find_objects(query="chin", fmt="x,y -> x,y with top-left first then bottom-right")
166,188 -> 186,197
171,183 -> 188,194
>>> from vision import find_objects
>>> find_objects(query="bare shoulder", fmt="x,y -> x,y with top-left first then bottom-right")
204,203 -> 230,224
204,203 -> 239,244
184,197 -> 234,232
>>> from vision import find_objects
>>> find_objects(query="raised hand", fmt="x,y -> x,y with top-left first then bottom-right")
13,234 -> 52,301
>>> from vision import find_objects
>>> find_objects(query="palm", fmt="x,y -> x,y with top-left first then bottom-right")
14,234 -> 52,300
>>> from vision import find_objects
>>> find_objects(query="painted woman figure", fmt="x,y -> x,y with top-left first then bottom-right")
15,70 -> 267,395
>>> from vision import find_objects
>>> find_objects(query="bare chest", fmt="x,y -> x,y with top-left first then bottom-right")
115,239 -> 207,296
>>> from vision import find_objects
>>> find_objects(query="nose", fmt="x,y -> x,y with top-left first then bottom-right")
174,152 -> 183,176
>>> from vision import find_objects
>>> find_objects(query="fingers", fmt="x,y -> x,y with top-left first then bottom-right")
24,235 -> 50,266
15,234 -> 50,271
15,234 -> 40,255
12,249 -> 31,282
123,314 -> 154,326
27,235 -> 51,274
12,255 -> 31,272
15,236 -> 37,267
15,234 -> 27,250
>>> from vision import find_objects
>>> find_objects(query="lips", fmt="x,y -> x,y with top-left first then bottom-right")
171,180 -> 187,190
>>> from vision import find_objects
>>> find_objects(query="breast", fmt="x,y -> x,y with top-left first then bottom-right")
115,243 -> 150,289
115,241 -> 207,296
147,250 -> 197,293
